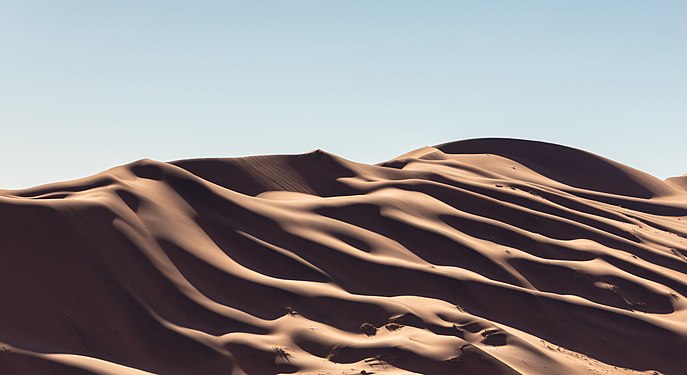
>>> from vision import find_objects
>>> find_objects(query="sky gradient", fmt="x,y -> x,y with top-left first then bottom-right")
1,1 -> 686,189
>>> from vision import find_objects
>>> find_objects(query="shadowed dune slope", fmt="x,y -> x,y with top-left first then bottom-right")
1,138 -> 686,374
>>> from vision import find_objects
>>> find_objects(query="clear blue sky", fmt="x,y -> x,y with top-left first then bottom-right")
1,1 -> 685,189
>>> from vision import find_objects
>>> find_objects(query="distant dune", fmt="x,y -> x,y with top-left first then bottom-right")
1,138 -> 686,374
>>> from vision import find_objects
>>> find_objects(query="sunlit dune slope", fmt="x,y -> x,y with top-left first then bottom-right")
1,138 -> 686,374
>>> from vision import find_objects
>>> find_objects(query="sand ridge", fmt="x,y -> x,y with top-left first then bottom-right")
0,138 -> 685,374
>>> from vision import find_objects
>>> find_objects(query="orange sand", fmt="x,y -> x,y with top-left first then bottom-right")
0,138 -> 685,374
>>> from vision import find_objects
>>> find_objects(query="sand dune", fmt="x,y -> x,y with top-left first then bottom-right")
1,138 -> 686,374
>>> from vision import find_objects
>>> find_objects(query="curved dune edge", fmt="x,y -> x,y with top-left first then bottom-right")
0,138 -> 686,374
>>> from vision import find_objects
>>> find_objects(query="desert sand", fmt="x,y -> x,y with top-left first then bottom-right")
0,138 -> 686,374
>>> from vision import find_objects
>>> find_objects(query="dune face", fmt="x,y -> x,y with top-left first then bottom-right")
1,138 -> 686,374
666,175 -> 687,192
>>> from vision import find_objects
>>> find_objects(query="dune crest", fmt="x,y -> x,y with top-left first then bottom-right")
666,174 -> 687,191
1,139 -> 686,374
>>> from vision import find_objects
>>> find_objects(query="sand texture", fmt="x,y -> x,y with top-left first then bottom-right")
1,138 -> 686,374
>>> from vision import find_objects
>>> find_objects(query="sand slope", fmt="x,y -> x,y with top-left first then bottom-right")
1,138 -> 686,374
